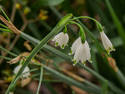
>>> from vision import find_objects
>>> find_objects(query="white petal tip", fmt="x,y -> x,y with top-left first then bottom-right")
73,63 -> 76,66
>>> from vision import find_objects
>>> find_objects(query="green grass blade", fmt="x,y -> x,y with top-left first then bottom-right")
0,8 -> 10,21
36,66 -> 43,94
0,23 -> 8,28
0,28 -> 11,32
105,0 -> 125,48
0,46 -> 17,57
78,63 -> 125,94
0,56 -> 12,60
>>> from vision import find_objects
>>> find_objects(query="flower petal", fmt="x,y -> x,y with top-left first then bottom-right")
71,37 -> 81,54
73,41 -> 91,64
52,32 -> 69,48
100,31 -> 115,53
13,65 -> 30,78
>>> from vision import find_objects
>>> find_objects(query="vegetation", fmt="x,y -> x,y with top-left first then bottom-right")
0,0 -> 125,94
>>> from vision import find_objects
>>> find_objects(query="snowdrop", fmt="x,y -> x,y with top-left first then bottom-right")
70,37 -> 82,55
100,31 -> 115,54
52,32 -> 69,49
13,64 -> 30,78
72,40 -> 91,65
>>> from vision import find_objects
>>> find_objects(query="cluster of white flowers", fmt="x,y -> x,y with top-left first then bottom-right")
13,64 -> 30,78
52,30 -> 115,65
70,37 -> 91,65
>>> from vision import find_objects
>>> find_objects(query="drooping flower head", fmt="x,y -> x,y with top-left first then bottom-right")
100,31 -> 115,54
70,37 -> 91,65
13,64 -> 30,78
52,32 -> 69,49
73,41 -> 91,65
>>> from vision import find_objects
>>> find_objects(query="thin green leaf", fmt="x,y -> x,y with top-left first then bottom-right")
105,0 -> 125,48
36,66 -> 43,94
0,56 -> 12,60
0,23 -> 8,28
0,46 -> 17,57
0,8 -> 10,21
43,64 -> 101,94
0,28 -> 11,32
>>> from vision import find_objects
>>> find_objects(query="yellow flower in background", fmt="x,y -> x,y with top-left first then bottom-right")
5,76 -> 14,83
16,3 -> 21,9
24,7 -> 31,15
38,10 -> 48,20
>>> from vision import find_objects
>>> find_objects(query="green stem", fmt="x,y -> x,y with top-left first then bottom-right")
36,66 -> 43,94
0,46 -> 17,57
0,23 -> 8,28
0,28 -> 11,32
78,20 -> 105,53
0,8 -> 10,21
72,16 -> 103,32
69,21 -> 86,43
0,56 -> 12,60
5,13 -> 73,94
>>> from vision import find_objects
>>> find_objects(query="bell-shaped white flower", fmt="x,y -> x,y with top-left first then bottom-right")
52,32 -> 69,49
69,37 -> 82,55
13,64 -> 30,78
100,31 -> 115,54
73,41 -> 91,65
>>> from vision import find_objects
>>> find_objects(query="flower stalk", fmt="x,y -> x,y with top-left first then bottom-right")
71,16 -> 115,54
5,13 -> 73,94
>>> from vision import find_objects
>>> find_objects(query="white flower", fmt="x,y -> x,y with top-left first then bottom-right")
69,37 -> 82,55
13,64 -> 30,78
52,32 -> 69,49
9,92 -> 14,94
100,31 -> 115,54
73,41 -> 91,65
